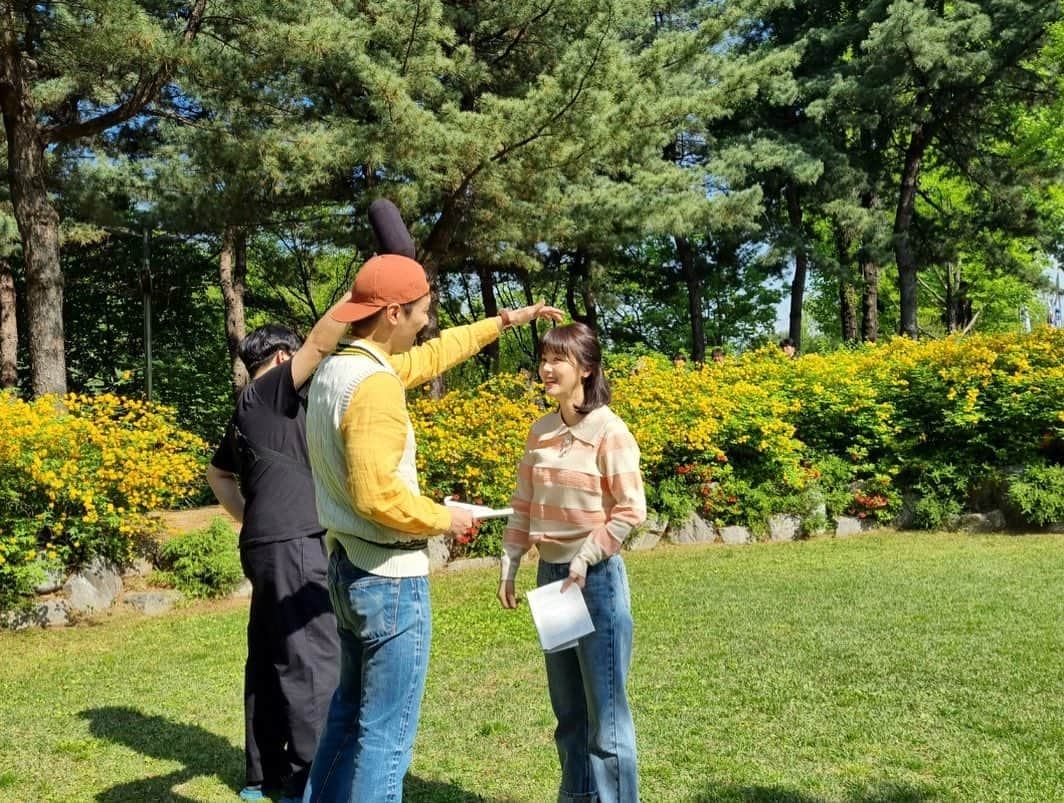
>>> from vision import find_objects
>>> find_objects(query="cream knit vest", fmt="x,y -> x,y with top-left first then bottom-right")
306,341 -> 430,577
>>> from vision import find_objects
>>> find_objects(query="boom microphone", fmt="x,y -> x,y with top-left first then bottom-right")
368,199 -> 416,259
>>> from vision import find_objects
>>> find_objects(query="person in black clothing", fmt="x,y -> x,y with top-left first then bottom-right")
207,294 -> 352,803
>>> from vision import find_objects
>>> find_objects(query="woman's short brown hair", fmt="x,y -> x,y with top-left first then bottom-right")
540,322 -> 611,414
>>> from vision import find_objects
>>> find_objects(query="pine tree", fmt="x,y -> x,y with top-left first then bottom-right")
0,1 -> 211,395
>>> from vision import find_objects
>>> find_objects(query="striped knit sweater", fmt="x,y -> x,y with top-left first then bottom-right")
501,404 -> 646,581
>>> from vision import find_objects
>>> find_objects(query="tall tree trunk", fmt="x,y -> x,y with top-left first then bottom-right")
520,269 -> 542,365
220,225 -> 248,394
0,41 -> 65,397
893,124 -> 928,339
834,226 -> 858,343
860,257 -> 879,342
839,280 -> 859,343
419,178 -> 475,398
943,260 -> 959,333
565,249 -> 599,332
785,183 -> 806,349
674,236 -> 705,362
859,191 -> 879,342
0,260 -> 16,388
478,263 -> 499,370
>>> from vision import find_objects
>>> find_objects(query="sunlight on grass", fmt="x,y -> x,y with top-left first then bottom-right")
2,532 -> 1062,802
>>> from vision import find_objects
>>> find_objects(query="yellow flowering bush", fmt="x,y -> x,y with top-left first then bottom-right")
0,392 -> 207,609
409,328 -> 1064,545
410,374 -> 546,556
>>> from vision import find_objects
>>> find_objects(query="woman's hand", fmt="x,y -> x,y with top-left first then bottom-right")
560,571 -> 586,593
497,580 -> 519,609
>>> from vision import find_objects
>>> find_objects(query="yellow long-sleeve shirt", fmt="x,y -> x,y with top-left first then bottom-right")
339,318 -> 502,535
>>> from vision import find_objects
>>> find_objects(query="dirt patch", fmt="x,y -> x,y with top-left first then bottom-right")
151,506 -> 239,538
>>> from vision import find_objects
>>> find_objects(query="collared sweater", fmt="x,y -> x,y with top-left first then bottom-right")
307,319 -> 500,577
501,405 -> 646,581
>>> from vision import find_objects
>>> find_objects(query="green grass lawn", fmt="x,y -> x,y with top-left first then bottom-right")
1,532 -> 1062,802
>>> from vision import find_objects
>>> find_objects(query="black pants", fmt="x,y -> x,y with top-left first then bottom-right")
241,535 -> 339,797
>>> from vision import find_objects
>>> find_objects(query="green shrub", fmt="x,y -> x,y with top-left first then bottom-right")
1004,464 -> 1064,527
913,492 -> 964,531
909,462 -> 975,530
0,551 -> 48,615
153,519 -> 243,599
647,474 -> 700,524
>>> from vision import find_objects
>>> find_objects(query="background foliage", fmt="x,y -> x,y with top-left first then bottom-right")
412,328 -> 1064,552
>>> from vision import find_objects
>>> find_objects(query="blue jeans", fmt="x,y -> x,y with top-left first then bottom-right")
303,547 -> 431,803
538,556 -> 639,803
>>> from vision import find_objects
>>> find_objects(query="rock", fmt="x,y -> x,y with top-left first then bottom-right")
834,516 -> 873,537
446,557 -> 500,572
124,591 -> 183,615
3,600 -> 70,629
428,537 -> 450,572
1047,522 -> 1064,534
956,511 -> 1007,533
231,578 -> 253,599
893,493 -> 919,529
63,557 -> 123,613
39,600 -> 71,627
767,514 -> 801,542
719,525 -> 754,545
122,558 -> 154,579
34,566 -> 65,595
985,510 -> 1007,531
666,513 -> 717,545
626,516 -> 667,551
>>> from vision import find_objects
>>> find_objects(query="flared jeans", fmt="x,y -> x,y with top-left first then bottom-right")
538,556 -> 639,803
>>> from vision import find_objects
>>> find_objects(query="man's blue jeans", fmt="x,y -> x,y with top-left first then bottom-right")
303,547 -> 431,803
538,556 -> 639,803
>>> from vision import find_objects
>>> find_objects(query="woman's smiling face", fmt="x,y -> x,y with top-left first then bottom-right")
539,349 -> 589,404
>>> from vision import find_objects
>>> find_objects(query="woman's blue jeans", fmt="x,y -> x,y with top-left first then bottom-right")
538,556 -> 639,803
303,547 -> 431,803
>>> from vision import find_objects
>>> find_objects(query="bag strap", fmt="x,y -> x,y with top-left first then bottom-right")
335,343 -> 387,366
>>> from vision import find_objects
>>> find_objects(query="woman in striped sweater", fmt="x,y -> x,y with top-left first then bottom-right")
498,322 -> 646,803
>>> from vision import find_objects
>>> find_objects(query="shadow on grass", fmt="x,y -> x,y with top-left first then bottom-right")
694,780 -> 937,803
80,707 -> 507,803
405,775 -> 517,802
80,705 -> 243,802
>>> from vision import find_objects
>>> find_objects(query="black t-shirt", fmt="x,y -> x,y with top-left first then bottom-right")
211,361 -> 324,546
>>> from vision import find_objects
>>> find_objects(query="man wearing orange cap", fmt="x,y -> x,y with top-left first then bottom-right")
303,254 -> 562,802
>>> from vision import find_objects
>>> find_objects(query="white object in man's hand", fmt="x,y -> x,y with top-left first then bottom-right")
445,506 -> 474,537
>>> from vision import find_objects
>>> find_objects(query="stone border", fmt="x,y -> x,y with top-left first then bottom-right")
622,507 -> 1028,552
6,505 -> 1057,629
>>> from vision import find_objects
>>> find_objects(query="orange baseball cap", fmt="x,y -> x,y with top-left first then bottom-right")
331,254 -> 430,323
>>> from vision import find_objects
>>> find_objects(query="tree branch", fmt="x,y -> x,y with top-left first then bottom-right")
42,0 -> 209,144
491,2 -> 556,66
959,306 -> 982,335
491,9 -> 613,164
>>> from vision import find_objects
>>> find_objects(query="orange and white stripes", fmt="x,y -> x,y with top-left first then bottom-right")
501,406 -> 646,580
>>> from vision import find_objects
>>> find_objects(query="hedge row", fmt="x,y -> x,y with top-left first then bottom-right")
411,329 -> 1064,555
3,329 -> 1061,607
